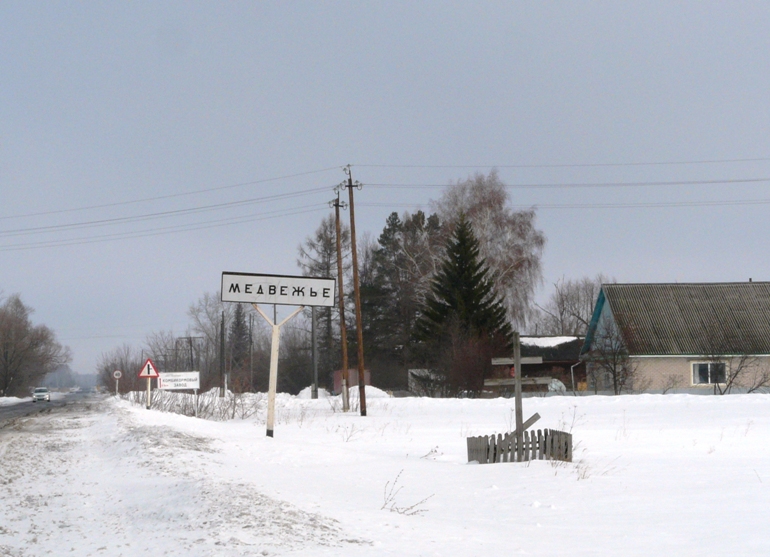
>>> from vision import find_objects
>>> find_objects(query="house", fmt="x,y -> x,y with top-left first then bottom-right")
581,282 -> 770,393
485,336 -> 586,394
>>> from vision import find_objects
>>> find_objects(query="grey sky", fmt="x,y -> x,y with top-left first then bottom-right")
2,2 -> 770,374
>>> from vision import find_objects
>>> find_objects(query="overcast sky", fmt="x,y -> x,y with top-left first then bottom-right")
3,2 -> 770,375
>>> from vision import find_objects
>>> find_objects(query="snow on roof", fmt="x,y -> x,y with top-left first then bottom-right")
520,336 -> 580,348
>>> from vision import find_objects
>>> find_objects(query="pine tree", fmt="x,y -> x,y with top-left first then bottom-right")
415,216 -> 512,342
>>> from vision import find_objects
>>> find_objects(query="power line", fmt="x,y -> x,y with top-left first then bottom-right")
366,177 -> 770,190
0,204 -> 328,252
353,157 -> 770,169
0,166 -> 342,222
358,197 -> 770,210
0,187 -> 331,238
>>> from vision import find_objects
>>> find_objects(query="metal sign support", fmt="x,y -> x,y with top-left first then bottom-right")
254,303 -> 304,437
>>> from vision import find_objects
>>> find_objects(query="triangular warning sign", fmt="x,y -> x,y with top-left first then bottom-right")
138,358 -> 159,378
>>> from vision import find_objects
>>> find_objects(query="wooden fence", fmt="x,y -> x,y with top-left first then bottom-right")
467,428 -> 572,464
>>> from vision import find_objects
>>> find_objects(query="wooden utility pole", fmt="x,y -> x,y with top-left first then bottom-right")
332,192 -> 350,411
344,165 -> 367,416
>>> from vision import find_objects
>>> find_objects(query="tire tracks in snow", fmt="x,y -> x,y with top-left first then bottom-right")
0,399 -> 368,556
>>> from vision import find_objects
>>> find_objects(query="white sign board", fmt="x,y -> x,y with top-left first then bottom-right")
158,372 -> 200,390
221,272 -> 335,307
113,370 -> 122,380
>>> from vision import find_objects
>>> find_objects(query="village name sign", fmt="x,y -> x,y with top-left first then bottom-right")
221,272 -> 335,307
221,271 -> 336,438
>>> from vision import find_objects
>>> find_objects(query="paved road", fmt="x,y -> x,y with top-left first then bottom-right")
0,391 -> 102,425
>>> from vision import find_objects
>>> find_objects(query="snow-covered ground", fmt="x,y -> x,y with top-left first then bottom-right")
1,390 -> 769,556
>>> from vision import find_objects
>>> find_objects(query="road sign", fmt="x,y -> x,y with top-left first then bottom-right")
113,370 -> 122,380
158,372 -> 200,390
138,358 -> 159,378
221,272 -> 335,307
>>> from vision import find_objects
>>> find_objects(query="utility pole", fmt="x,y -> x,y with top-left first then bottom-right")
311,306 -> 318,399
344,165 -> 367,416
219,311 -> 225,397
249,313 -> 254,392
331,192 -> 350,411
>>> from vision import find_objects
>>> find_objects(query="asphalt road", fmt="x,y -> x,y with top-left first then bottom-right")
0,391 -> 103,425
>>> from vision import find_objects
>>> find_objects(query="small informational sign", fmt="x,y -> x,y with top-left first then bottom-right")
221,272 -> 335,307
158,372 -> 200,390
113,370 -> 122,380
138,358 -> 159,378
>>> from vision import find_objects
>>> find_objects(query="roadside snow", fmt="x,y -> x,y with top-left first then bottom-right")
1,393 -> 769,556
0,397 -> 27,407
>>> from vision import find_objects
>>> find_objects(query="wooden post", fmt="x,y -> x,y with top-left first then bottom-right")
333,192 -> 350,411
513,331 -> 523,462
345,166 -> 367,417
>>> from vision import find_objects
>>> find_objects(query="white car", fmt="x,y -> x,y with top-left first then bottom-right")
32,387 -> 51,402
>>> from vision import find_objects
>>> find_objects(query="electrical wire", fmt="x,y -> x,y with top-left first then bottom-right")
366,177 -> 770,189
358,197 -> 770,210
353,157 -> 770,169
0,203 -> 328,252
0,166 -> 342,222
0,187 -> 332,238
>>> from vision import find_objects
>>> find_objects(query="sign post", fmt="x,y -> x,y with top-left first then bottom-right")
113,370 -> 122,396
222,271 -> 335,437
138,358 -> 159,410
491,338 -> 542,462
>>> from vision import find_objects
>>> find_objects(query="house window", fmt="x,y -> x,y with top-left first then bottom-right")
692,362 -> 726,385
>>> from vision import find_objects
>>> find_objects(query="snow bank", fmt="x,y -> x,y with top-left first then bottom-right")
346,384 -> 392,398
296,386 -> 331,399
0,396 -> 28,406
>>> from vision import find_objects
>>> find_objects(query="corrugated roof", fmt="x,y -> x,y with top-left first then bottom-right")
603,282 -> 770,355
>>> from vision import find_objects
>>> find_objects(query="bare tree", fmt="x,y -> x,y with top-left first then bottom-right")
746,364 -> 770,393
96,343 -> 143,393
297,214 -> 352,382
0,294 -> 71,396
694,322 -> 770,394
584,319 -> 637,395
532,274 -> 613,336
187,292 -> 240,391
432,170 -> 546,328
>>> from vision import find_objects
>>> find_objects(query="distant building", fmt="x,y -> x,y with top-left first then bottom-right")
332,368 -> 370,394
581,282 -> 770,393
486,336 -> 586,394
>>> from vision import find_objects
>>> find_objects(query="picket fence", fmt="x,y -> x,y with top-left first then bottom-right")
467,428 -> 572,464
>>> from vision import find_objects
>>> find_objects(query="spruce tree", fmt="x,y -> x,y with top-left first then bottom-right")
228,304 -> 250,376
416,215 -> 512,343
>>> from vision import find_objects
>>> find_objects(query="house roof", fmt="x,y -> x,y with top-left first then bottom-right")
521,336 -> 583,361
586,282 -> 770,356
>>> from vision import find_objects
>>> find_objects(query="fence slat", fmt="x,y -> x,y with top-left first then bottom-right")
466,428 -> 572,464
